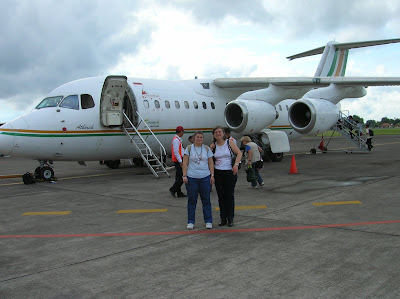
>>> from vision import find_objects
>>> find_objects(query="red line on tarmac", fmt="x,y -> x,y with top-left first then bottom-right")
1,220 -> 399,239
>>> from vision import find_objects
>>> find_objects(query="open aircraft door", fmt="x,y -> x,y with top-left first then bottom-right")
100,76 -> 127,127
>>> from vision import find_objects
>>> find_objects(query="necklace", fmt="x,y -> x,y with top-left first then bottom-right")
193,145 -> 203,164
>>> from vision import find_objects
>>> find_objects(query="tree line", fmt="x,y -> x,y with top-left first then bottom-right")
351,116 -> 399,127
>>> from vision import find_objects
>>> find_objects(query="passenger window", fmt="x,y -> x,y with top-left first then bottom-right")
144,100 -> 149,108
286,105 -> 289,111
165,100 -> 170,109
81,94 -> 95,109
175,101 -> 180,109
184,101 -> 189,109
278,105 -> 282,111
202,102 -> 207,109
154,100 -> 160,109
60,95 -> 79,110
193,101 -> 198,109
211,102 -> 215,109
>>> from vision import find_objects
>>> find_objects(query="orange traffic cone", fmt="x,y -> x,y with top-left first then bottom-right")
289,155 -> 298,174
317,138 -> 324,151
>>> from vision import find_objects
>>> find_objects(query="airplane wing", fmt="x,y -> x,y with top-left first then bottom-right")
213,77 -> 400,88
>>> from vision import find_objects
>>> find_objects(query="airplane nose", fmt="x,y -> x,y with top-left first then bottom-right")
0,124 -> 14,156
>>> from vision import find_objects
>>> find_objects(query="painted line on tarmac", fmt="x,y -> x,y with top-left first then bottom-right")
313,201 -> 362,206
0,174 -> 21,179
216,205 -> 267,211
117,209 -> 167,213
1,219 -> 399,239
22,211 -> 72,215
0,170 -> 145,186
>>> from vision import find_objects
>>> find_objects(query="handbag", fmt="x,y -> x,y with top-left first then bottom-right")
255,160 -> 263,169
246,166 -> 257,182
227,140 -> 241,169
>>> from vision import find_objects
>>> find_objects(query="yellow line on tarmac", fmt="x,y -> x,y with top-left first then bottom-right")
313,201 -> 362,206
216,205 -> 267,211
23,211 -> 72,215
117,209 -> 167,213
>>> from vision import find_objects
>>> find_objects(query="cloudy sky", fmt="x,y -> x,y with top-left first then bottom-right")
1,0 -> 400,123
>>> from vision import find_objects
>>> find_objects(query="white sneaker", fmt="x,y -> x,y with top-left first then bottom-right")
187,223 -> 194,230
206,223 -> 212,229
259,182 -> 265,187
250,185 -> 258,189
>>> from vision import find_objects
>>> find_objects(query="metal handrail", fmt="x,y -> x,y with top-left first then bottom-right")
135,111 -> 168,158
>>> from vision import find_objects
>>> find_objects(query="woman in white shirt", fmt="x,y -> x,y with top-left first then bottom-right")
212,126 -> 242,227
182,131 -> 215,230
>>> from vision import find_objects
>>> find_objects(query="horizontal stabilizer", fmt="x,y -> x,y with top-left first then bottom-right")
287,38 -> 400,60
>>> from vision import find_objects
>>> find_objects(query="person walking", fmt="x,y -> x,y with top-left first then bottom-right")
169,126 -> 187,198
241,136 -> 264,189
366,124 -> 374,151
213,126 -> 242,227
182,131 -> 214,230
224,127 -> 237,145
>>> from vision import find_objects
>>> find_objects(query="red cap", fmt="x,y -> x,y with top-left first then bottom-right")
176,126 -> 184,132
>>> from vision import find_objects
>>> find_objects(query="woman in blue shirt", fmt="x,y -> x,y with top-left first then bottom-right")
182,131 -> 215,230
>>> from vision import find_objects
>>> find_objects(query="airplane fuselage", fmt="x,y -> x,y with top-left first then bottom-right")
0,76 -> 297,161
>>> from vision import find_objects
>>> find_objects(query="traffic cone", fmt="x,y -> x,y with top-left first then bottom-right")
289,155 -> 298,174
317,138 -> 324,151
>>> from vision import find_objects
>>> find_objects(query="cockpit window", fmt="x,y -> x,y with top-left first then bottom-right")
60,95 -> 79,110
81,94 -> 95,109
35,96 -> 63,109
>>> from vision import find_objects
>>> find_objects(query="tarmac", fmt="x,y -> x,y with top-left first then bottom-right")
0,135 -> 399,298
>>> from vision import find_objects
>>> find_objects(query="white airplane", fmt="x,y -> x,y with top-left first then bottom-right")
1,38 -> 400,180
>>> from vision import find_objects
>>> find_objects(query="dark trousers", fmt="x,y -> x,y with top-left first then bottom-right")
367,138 -> 372,150
215,169 -> 237,221
170,162 -> 183,193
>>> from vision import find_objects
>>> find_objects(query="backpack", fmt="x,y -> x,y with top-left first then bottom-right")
22,172 -> 36,185
369,129 -> 374,137
227,140 -> 241,169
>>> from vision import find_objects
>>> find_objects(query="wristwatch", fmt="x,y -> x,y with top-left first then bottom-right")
235,163 -> 239,166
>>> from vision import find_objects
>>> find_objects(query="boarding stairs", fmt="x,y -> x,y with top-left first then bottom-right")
334,111 -> 369,152
122,112 -> 170,178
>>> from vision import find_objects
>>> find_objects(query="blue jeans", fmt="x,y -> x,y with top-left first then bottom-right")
251,162 -> 264,187
185,176 -> 212,224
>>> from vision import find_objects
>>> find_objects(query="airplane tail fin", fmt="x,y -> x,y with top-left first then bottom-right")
287,38 -> 400,77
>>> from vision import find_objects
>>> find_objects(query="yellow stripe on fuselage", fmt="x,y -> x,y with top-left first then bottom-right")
0,127 -> 214,135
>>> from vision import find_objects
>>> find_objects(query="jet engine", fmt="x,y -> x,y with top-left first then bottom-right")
288,98 -> 339,135
224,99 -> 278,135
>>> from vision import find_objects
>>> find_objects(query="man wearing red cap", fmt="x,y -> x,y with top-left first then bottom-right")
169,126 -> 187,198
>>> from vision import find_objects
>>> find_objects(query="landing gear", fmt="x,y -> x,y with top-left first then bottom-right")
35,166 -> 55,180
104,160 -> 121,169
262,150 -> 284,162
270,152 -> 283,162
34,161 -> 56,181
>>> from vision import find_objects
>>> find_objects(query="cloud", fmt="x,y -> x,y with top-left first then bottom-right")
0,0 -> 154,111
1,0 -> 400,123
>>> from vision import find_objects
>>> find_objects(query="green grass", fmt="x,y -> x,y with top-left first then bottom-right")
316,128 -> 400,137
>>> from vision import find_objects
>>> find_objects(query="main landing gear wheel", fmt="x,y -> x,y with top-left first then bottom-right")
271,152 -> 283,162
34,166 -> 55,181
105,160 -> 121,169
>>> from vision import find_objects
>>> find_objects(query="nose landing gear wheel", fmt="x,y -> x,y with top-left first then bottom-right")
34,166 -> 55,181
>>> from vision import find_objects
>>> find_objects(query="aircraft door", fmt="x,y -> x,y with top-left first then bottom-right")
100,76 -> 128,127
